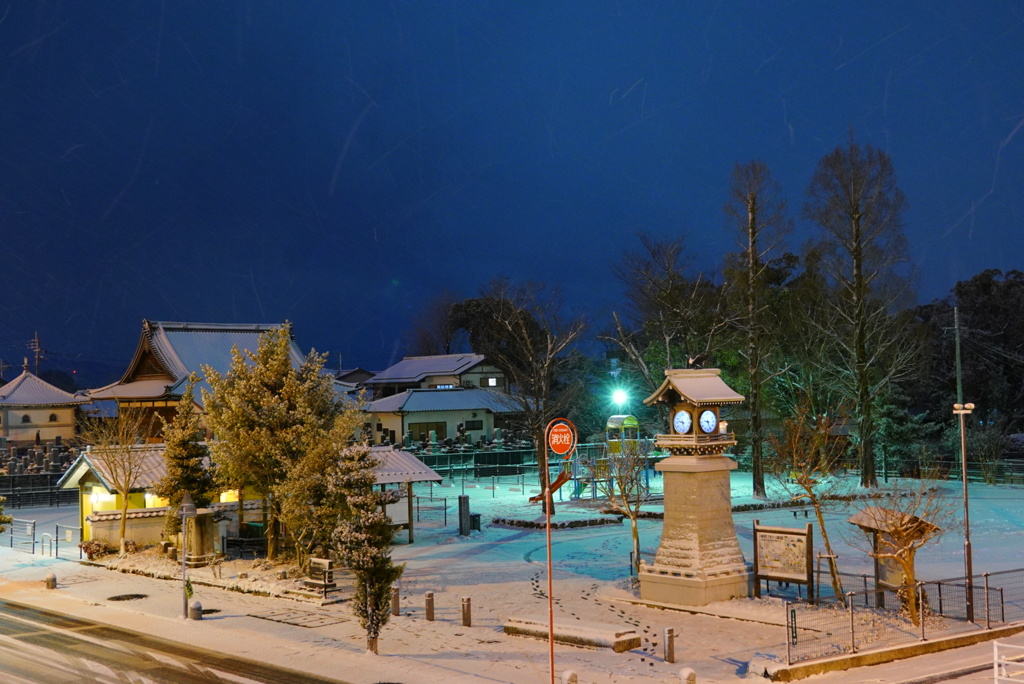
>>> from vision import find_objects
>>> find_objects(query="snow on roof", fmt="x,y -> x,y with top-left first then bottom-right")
58,445 -> 171,493
59,443 -> 438,492
643,368 -> 745,407
88,320 -> 306,403
0,370 -> 88,407
371,445 -> 442,484
366,353 -> 486,384
366,387 -> 518,414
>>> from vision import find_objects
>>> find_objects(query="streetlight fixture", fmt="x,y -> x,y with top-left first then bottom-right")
953,402 -> 975,621
612,389 -> 628,410
179,491 -> 197,620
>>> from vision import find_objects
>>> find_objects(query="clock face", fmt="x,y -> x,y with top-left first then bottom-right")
698,409 -> 718,434
672,410 -> 692,434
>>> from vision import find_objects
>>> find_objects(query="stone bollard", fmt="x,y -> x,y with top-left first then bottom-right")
276,570 -> 288,580
189,600 -> 203,620
678,666 -> 697,683
461,597 -> 472,627
561,671 -> 578,684
391,586 -> 400,616
664,627 -> 676,663
425,592 -> 434,621
44,573 -> 57,590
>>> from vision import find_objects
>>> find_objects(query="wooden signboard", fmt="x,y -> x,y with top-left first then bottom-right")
752,521 -> 814,603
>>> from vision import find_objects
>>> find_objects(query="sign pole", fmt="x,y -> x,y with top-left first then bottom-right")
542,418 -> 577,684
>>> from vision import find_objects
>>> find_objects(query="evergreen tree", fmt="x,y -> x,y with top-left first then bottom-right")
153,375 -> 215,537
0,495 -> 12,533
331,445 -> 405,655
202,324 -> 344,560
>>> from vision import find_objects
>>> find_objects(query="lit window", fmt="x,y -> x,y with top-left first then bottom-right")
486,377 -> 497,387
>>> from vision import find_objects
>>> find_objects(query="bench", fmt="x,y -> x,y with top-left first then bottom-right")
503,616 -> 641,653
303,558 -> 337,598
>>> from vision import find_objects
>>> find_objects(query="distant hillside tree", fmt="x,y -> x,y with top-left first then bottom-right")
804,135 -> 918,487
451,278 -> 586,514
724,160 -> 791,498
153,376 -> 215,538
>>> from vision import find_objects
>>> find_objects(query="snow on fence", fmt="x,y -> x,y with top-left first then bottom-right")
786,568 -> 1024,665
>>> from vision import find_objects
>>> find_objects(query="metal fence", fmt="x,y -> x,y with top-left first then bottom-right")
785,568 -> 1024,664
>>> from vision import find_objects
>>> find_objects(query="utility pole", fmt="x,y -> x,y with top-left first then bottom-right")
953,306 -> 975,622
28,332 -> 44,375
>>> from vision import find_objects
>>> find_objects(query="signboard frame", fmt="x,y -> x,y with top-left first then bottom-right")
752,520 -> 814,603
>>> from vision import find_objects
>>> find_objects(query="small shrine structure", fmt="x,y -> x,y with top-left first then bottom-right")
639,368 -> 752,606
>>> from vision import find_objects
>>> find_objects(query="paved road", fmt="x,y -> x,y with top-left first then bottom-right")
0,598 -> 349,684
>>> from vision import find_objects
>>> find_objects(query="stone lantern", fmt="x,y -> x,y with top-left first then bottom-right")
639,368 -> 753,606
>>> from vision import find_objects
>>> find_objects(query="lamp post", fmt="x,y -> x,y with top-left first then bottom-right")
953,402 -> 975,622
179,491 -> 197,619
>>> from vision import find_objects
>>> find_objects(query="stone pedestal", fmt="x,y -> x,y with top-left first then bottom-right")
639,453 -> 752,606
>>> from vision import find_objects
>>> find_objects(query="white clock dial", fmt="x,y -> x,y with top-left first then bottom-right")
673,410 -> 692,434
698,409 -> 717,434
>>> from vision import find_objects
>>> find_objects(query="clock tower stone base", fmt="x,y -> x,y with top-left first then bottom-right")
638,453 -> 752,606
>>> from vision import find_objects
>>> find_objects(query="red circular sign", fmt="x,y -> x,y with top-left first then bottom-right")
548,422 -> 575,456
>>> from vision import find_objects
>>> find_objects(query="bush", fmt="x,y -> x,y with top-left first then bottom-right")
79,539 -> 111,560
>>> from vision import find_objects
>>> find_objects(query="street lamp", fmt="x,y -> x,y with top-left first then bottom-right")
179,491 -> 197,619
612,389 -> 628,410
953,402 -> 975,621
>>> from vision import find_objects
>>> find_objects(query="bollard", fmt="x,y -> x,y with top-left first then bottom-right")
561,670 -> 578,684
664,627 -> 676,663
392,586 -> 400,616
678,667 -> 697,683
189,600 -> 203,620
44,572 -> 56,590
425,591 -> 435,621
461,596 -> 472,627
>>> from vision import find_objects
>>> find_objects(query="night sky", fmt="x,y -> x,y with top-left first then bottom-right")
2,2 -> 1022,384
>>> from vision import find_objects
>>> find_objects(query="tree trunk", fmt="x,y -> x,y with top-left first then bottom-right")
812,499 -> 846,606
630,517 -> 641,575
119,497 -> 129,552
367,636 -> 378,655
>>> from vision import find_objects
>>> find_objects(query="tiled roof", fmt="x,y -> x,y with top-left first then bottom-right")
60,443 -> 438,493
365,354 -> 486,384
643,368 -> 745,407
88,320 -> 306,403
366,388 -> 519,414
0,371 -> 88,407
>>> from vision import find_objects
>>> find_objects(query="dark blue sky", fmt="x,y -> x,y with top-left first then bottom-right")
2,2 -> 1022,382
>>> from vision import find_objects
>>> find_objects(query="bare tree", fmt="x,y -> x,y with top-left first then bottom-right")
587,440 -> 654,576
848,481 -> 955,626
451,279 -> 586,513
406,289 -> 466,356
724,160 -> 791,498
765,401 -> 849,606
76,407 -> 159,553
804,135 -> 918,487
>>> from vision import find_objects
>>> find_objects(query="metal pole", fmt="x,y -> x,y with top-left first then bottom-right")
181,509 -> 188,619
955,403 -> 975,622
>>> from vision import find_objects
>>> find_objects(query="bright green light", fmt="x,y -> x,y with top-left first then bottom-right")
612,389 -> 628,407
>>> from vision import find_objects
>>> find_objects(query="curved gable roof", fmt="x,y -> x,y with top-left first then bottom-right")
367,354 -> 486,384
0,370 -> 87,407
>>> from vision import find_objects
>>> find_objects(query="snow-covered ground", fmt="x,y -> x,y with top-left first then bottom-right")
0,471 -> 1022,683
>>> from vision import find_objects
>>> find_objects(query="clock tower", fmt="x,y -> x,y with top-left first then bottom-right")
639,368 -> 753,606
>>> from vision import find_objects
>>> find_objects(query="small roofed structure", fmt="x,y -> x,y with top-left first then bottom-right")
58,444 -> 441,546
643,368 -> 745,408
0,368 -> 89,447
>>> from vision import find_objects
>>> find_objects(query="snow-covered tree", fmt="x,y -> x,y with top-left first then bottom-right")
153,375 -> 215,537
202,324 -> 345,560
331,445 -> 405,655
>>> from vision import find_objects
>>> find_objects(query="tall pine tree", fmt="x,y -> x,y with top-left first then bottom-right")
154,376 -> 215,537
